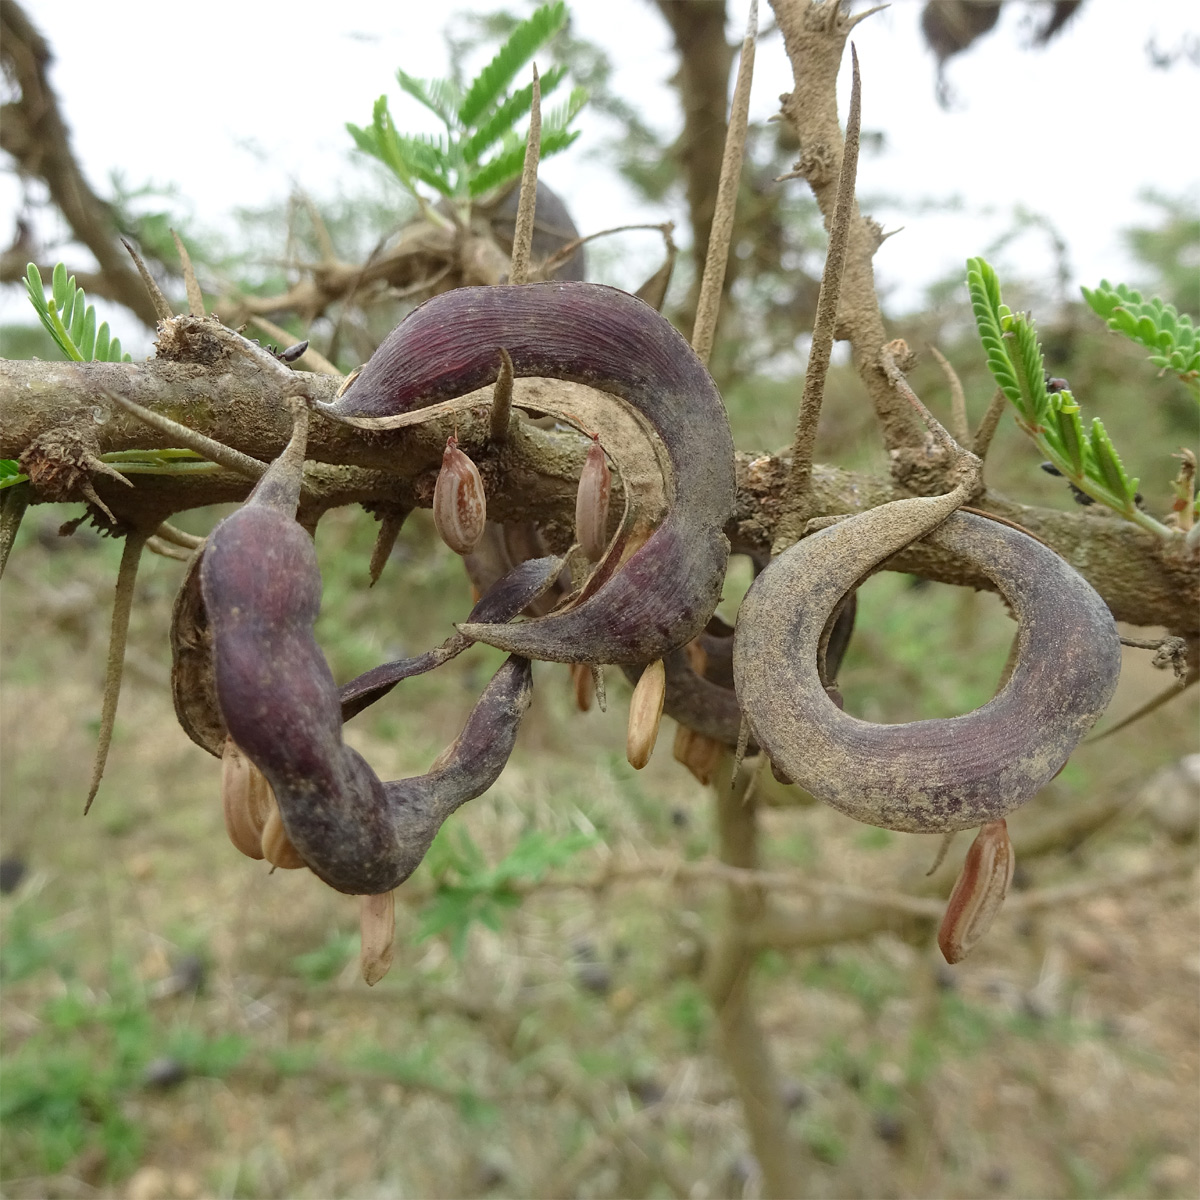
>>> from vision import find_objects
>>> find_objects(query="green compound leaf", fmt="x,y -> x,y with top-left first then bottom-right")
969,257 -> 1174,538
467,126 -> 580,198
457,1 -> 568,129
1082,279 -> 1200,396
395,69 -> 461,128
460,64 -> 568,164
24,262 -> 133,363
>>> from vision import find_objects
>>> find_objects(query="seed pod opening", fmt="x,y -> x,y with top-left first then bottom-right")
433,436 -> 486,555
938,819 -> 1015,964
220,737 -> 274,860
627,659 -> 666,770
575,435 -> 612,563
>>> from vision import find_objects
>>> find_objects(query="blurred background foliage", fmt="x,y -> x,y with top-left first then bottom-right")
1,2 -> 1197,1197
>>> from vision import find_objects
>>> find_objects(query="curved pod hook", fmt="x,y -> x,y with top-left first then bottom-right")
199,426 -> 534,895
733,511 -> 1121,833
329,282 -> 737,665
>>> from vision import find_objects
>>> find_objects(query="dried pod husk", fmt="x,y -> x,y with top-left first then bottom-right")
433,436 -> 486,555
938,819 -> 1015,964
627,659 -> 666,770
261,805 -> 306,870
673,724 -> 726,786
575,436 -> 612,562
360,891 -> 396,986
570,662 -> 594,712
220,737 -> 273,859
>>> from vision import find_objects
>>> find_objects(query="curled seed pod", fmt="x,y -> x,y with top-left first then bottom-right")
360,891 -> 396,986
575,435 -> 612,562
627,659 -> 666,770
261,805 -> 306,870
220,737 -> 273,859
330,283 -> 736,665
733,509 -> 1121,832
433,436 -> 486,556
938,820 -> 1015,964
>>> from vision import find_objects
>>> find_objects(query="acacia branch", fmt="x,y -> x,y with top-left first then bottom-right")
1,349 -> 1195,635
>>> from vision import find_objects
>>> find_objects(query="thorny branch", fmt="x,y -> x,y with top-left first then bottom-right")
1,350 -> 1195,636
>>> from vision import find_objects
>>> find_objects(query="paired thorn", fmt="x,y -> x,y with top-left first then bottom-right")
368,508 -> 409,586
508,64 -> 542,287
102,390 -> 267,482
84,528 -> 150,814
691,0 -> 758,368
928,344 -> 969,446
121,238 -> 174,322
0,484 -> 30,579
489,348 -> 515,443
971,387 -> 1008,461
171,229 -> 205,317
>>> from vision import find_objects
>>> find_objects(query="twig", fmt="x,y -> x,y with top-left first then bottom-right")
542,222 -> 676,277
785,43 -> 861,507
508,65 -> 541,287
928,344 -> 969,445
703,751 -> 803,1197
971,387 -> 1008,460
691,0 -> 758,368
1006,856 -> 1195,912
84,527 -> 150,814
1087,676 -> 1196,742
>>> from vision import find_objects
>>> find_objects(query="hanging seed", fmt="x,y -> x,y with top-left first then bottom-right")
626,659 -> 666,770
575,434 -> 612,562
220,737 -> 274,860
673,724 -> 726,786
261,805 -> 306,870
360,891 -> 396,986
570,662 -> 594,712
433,436 -> 486,555
938,819 -> 1015,964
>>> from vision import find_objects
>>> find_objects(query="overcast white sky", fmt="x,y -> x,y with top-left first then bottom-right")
3,0 -> 1197,341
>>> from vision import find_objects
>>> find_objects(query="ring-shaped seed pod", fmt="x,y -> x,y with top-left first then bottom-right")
328,282 -> 736,665
733,510 -> 1121,833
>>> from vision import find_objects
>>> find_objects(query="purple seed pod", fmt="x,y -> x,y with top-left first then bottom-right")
330,282 -> 736,666
198,434 -> 534,894
733,511 -> 1122,833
